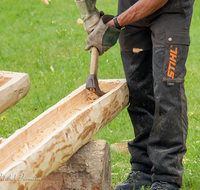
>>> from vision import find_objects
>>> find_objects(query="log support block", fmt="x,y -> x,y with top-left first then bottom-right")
34,140 -> 111,190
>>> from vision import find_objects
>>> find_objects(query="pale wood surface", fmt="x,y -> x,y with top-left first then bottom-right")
0,71 -> 31,114
34,140 -> 111,190
0,79 -> 129,190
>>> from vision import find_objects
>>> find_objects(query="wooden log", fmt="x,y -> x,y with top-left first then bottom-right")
34,140 -> 111,190
0,79 -> 129,190
0,71 -> 30,114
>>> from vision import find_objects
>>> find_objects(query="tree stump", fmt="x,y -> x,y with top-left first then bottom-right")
34,140 -> 111,190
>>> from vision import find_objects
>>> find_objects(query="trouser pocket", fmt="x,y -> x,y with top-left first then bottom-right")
163,30 -> 190,83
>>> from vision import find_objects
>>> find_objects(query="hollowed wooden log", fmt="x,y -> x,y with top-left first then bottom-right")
0,79 -> 129,190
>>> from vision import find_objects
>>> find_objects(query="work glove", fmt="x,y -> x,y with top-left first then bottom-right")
75,0 -> 103,34
85,15 -> 123,56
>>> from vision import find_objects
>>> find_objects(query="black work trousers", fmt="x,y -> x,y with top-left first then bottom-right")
119,2 -> 194,188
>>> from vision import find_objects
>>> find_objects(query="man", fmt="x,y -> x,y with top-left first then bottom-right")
75,0 -> 195,189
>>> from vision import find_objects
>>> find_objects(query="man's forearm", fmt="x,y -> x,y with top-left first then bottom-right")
107,0 -> 168,27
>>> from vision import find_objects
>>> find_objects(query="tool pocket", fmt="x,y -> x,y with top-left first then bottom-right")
163,30 -> 190,83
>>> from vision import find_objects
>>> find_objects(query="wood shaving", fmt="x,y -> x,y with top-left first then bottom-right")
110,143 -> 129,154
133,48 -> 143,53
41,0 -> 51,4
77,18 -> 83,24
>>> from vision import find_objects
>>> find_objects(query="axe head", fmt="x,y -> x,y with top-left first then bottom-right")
86,74 -> 105,96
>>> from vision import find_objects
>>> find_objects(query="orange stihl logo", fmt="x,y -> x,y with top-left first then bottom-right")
167,46 -> 177,79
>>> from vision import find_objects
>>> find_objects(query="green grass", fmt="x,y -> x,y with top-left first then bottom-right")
0,0 -> 199,189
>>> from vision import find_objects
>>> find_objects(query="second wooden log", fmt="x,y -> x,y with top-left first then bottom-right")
34,140 -> 111,190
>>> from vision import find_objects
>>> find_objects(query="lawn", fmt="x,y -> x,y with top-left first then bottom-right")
0,0 -> 199,189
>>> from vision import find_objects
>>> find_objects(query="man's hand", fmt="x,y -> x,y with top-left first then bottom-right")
75,0 -> 103,34
85,15 -> 123,55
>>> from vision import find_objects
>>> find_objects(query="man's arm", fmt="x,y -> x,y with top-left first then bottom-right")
85,0 -> 168,55
107,0 -> 168,27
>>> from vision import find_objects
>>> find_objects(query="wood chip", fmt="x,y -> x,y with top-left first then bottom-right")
41,0 -> 50,4
0,137 -> 6,144
133,48 -> 143,53
110,143 -> 129,154
77,18 -> 83,24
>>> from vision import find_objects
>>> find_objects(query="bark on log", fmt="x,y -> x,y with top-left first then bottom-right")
0,71 -> 30,114
34,140 -> 111,190
0,79 -> 129,190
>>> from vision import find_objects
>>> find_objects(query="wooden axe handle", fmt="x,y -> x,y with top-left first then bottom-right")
90,47 -> 99,76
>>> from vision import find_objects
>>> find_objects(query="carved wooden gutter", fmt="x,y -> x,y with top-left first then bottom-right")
0,79 -> 129,190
